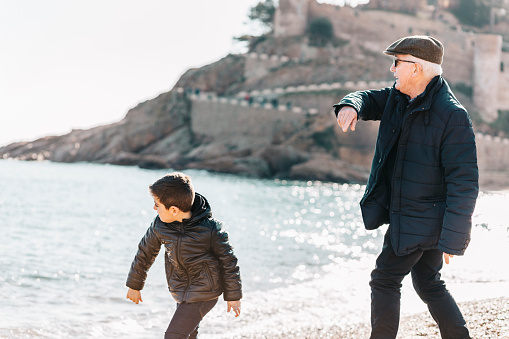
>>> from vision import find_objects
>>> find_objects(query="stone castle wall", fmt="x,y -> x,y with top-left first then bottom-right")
497,50 -> 509,111
476,134 -> 509,188
244,53 -> 293,82
440,35 -> 475,87
190,95 -> 309,151
274,0 -> 508,122
473,34 -> 503,122
189,92 -> 378,167
277,0 -> 479,89
188,90 -> 509,188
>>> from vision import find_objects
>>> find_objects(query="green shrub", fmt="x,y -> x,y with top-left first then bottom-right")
307,17 -> 334,47
492,110 -> 509,136
249,0 -> 276,29
448,0 -> 490,28
453,82 -> 473,98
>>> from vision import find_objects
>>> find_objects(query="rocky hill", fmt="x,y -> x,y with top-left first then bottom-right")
0,50 -> 375,183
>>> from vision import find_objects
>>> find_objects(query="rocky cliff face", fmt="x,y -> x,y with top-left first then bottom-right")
0,43 -> 379,183
1,89 -> 192,169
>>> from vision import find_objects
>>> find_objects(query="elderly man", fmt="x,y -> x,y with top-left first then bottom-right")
334,36 -> 478,338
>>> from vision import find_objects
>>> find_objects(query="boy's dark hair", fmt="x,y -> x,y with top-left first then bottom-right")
149,172 -> 195,212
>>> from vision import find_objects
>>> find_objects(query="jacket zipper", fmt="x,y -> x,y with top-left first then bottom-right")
176,224 -> 191,301
363,96 -> 427,201
365,113 -> 402,200
389,105 -> 421,213
364,96 -> 402,200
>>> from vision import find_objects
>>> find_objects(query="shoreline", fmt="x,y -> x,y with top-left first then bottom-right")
264,296 -> 509,338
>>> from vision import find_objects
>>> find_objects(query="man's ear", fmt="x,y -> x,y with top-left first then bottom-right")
412,63 -> 423,77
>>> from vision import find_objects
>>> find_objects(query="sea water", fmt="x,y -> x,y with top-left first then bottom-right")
0,160 -> 508,338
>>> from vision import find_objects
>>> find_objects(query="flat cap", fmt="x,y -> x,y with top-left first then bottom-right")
383,35 -> 444,65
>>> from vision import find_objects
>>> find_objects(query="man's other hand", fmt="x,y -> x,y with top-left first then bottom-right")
444,253 -> 455,265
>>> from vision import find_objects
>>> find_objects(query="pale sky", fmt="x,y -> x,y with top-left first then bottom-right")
0,0 -> 266,146
0,0 -> 367,147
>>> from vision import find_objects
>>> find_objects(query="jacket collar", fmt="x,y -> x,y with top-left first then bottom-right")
155,192 -> 212,229
408,75 -> 442,111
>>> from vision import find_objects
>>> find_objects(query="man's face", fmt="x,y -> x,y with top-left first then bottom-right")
390,54 -> 416,96
153,195 -> 177,223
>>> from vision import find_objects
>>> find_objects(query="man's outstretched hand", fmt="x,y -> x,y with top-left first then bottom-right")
336,106 -> 358,132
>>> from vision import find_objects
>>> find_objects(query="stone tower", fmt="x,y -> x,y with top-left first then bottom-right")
274,0 -> 309,37
473,34 -> 503,123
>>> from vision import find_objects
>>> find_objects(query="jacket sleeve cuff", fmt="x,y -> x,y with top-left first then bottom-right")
437,237 -> 470,256
332,103 -> 358,118
126,278 -> 144,291
223,290 -> 242,301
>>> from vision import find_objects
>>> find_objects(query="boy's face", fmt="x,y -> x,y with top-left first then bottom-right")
152,195 -> 178,223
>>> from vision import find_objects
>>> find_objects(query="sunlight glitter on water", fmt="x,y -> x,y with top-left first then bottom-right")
1,160 -> 508,339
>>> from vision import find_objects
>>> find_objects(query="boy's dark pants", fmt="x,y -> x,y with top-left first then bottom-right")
165,298 -> 218,339
369,231 -> 470,339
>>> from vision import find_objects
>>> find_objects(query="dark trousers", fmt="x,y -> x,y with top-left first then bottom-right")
369,231 -> 470,339
165,298 -> 218,339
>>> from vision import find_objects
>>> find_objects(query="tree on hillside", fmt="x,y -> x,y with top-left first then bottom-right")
235,0 -> 276,52
248,0 -> 276,30
307,17 -> 334,47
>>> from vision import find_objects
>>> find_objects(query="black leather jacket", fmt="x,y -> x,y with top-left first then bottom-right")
126,193 -> 242,303
334,76 -> 478,256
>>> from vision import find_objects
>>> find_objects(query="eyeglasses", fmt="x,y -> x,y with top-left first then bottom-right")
393,59 -> 416,67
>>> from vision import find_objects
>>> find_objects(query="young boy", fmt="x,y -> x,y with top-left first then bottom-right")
126,172 -> 242,339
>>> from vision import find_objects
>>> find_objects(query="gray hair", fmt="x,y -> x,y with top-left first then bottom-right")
406,54 -> 443,78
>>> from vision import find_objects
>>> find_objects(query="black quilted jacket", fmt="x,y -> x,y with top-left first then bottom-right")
126,193 -> 242,303
333,76 -> 478,256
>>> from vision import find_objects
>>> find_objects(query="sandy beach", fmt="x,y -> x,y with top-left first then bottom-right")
257,297 -> 509,338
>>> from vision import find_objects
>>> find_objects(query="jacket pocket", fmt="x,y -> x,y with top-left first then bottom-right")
203,263 -> 217,291
360,198 -> 390,230
419,196 -> 446,203
163,240 -> 179,267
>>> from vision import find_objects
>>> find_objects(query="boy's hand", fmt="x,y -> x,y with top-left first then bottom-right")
227,300 -> 241,317
126,288 -> 143,304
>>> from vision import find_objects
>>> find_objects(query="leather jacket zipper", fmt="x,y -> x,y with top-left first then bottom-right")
176,224 -> 191,301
